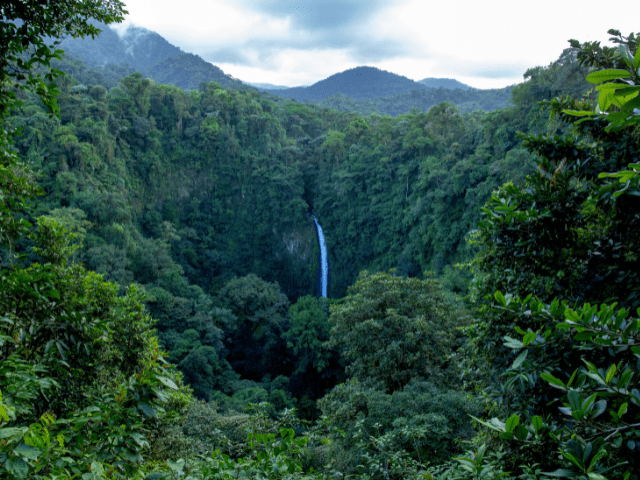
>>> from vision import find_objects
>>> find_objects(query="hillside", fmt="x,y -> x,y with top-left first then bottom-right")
57,22 -> 245,91
58,20 -> 182,70
264,66 -> 429,101
57,24 -> 506,114
246,82 -> 293,90
315,85 -> 513,117
418,77 -> 473,90
142,53 -> 245,90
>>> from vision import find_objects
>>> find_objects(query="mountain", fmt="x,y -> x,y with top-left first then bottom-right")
246,82 -> 293,90
58,21 -> 182,71
55,24 -> 499,113
57,22 -> 244,91
143,53 -> 245,90
265,66 -> 429,102
418,77 -> 473,90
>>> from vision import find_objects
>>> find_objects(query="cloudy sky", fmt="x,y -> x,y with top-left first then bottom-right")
115,0 -> 640,89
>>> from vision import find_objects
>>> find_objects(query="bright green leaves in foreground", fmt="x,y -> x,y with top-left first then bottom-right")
479,295 -> 640,477
0,217 -> 188,479
0,4 -> 190,477
466,29 -> 640,480
565,30 -> 640,130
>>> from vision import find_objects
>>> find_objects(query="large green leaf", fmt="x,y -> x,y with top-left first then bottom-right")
542,468 -> 578,477
541,373 -> 566,389
0,426 -> 28,439
605,364 -> 617,383
505,413 -> 520,433
596,82 -> 626,92
4,457 -> 29,477
512,350 -> 528,369
619,45 -> 634,68
586,69 -> 631,84
620,94 -> 640,112
599,88 -> 615,111
157,376 -> 178,390
531,416 -> 543,433
494,290 -> 506,307
15,442 -> 41,460
138,403 -> 158,418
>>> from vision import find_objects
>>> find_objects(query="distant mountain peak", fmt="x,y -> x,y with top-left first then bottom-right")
57,22 -> 244,91
245,82 -> 294,90
262,65 -> 427,101
58,20 -> 182,71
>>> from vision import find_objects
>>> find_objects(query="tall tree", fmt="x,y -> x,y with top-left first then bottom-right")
328,270 -> 457,392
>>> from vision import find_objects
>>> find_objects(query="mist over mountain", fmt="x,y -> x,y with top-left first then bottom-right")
58,21 -> 182,71
57,21 -> 244,91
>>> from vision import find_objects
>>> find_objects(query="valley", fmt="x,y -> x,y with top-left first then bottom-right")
1,5 -> 640,479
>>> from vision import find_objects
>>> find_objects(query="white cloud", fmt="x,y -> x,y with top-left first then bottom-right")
118,0 -> 640,88
221,48 -> 356,86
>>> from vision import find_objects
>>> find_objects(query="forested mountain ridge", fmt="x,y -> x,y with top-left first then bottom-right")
313,84 -> 512,116
141,52 -> 247,90
3,39 -> 591,402
418,77 -> 473,90
247,82 -> 296,90
57,21 -> 246,91
259,66 -> 429,100
56,22 -> 511,115
58,20 -> 182,70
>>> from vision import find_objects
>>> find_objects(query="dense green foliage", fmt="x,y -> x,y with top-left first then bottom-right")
1,32 -> 595,413
315,85 -> 513,117
461,30 -> 640,480
328,271 -> 459,392
0,3 -> 190,479
4,2 -> 639,478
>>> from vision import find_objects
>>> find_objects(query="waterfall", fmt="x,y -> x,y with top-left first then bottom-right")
309,214 -> 329,298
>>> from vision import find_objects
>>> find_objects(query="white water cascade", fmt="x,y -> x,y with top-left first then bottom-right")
309,214 -> 329,298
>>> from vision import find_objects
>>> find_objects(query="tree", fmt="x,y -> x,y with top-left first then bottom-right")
318,379 -> 479,478
321,130 -> 346,164
0,0 -> 127,118
0,3 -> 193,478
282,295 -> 340,398
217,274 -> 290,379
328,270 -> 456,392
283,295 -> 331,374
466,31 -> 640,479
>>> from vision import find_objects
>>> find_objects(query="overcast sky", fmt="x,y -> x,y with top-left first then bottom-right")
114,0 -> 640,89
